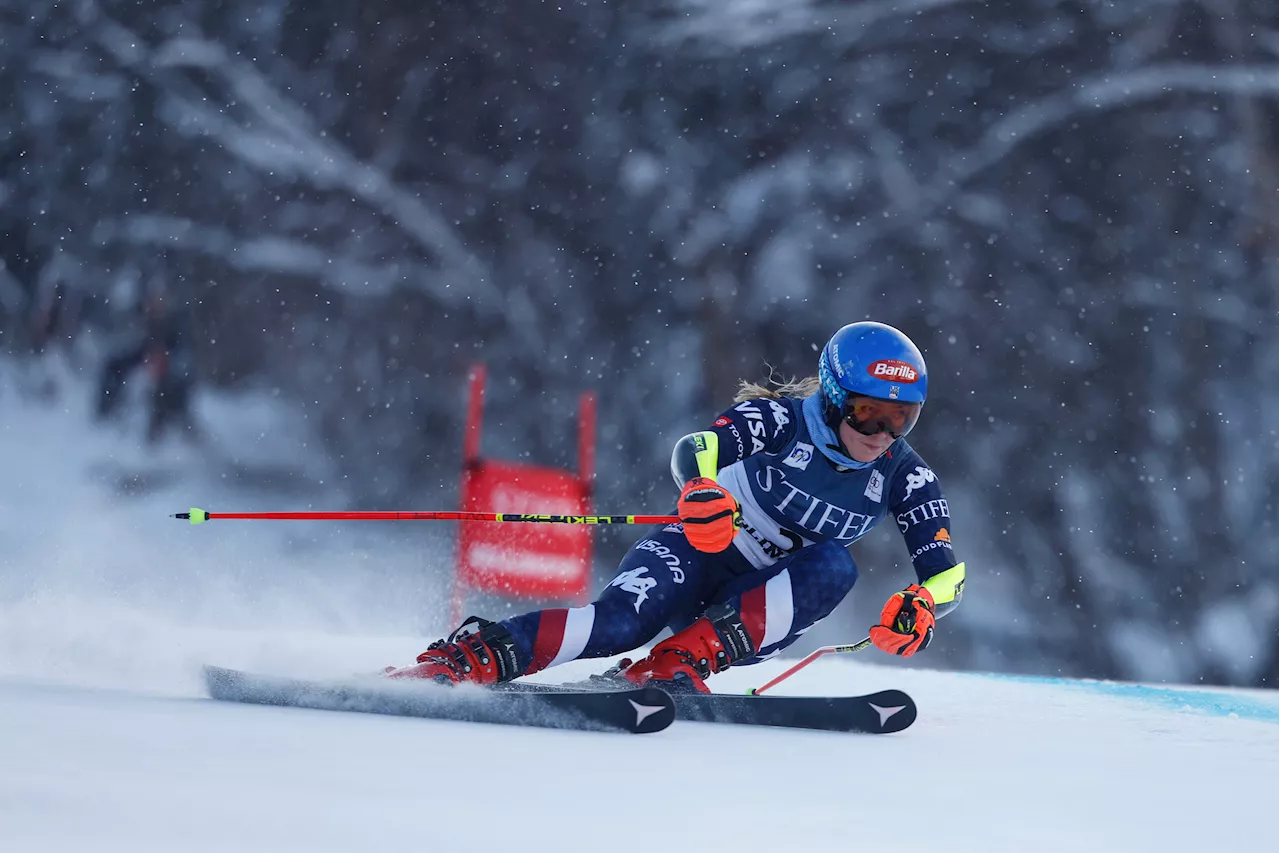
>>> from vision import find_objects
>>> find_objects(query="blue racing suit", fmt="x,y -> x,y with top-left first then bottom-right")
499,392 -> 964,675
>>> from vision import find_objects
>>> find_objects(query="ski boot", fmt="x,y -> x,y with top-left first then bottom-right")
611,604 -> 756,694
387,616 -> 520,686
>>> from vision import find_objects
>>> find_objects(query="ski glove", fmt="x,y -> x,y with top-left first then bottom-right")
869,584 -> 936,657
677,477 -> 741,553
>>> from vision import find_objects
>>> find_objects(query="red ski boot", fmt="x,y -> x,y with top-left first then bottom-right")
386,617 -> 520,686
617,604 -> 757,693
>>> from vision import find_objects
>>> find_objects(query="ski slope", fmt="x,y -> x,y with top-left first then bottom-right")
1,368 -> 1276,852
1,650 -> 1276,853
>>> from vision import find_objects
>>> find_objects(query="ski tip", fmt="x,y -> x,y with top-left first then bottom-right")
866,690 -> 917,733
626,687 -> 677,734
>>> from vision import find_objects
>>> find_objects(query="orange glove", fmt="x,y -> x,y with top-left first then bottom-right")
677,477 -> 741,552
869,584 -> 936,656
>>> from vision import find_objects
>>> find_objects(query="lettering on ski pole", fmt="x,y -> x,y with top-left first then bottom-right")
503,514 -> 623,524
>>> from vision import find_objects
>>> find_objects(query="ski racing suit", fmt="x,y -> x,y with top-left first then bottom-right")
497,391 -> 965,676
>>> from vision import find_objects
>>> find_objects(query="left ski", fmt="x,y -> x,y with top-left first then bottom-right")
203,666 -> 675,734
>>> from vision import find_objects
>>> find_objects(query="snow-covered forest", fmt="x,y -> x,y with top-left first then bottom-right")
1,0 -> 1275,686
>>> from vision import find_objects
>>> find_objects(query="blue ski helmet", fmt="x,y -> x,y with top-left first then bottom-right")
818,322 -> 928,428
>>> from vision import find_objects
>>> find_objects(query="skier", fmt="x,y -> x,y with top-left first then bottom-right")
392,322 -> 966,693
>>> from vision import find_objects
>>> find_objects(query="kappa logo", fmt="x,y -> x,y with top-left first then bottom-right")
782,442 -> 815,470
767,400 -> 791,436
934,528 -> 950,543
903,466 -> 936,497
610,567 -> 657,612
864,470 -> 884,503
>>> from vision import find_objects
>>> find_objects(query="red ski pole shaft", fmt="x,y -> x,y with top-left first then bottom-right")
172,508 -> 678,525
748,638 -> 872,696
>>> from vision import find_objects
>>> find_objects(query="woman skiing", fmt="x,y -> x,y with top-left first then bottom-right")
391,321 -> 966,693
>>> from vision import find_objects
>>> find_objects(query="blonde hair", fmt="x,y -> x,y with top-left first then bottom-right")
733,367 -> 821,403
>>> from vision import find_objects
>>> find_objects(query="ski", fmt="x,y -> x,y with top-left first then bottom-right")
500,678 -> 916,734
672,689 -> 916,733
203,666 -> 675,734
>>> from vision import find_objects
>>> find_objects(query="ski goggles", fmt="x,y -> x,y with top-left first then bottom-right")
843,394 -> 922,440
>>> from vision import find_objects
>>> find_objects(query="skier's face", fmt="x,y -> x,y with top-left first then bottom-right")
839,419 -> 895,462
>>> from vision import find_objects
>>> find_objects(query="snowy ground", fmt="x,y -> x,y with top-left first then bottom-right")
1,366 -> 1276,852
1,653 -> 1276,853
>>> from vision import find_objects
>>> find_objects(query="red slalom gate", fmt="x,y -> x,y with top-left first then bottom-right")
449,365 -> 597,625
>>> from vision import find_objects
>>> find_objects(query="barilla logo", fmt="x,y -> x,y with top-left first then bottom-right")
867,359 -> 919,382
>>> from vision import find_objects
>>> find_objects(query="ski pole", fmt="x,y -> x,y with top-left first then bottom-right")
172,508 -> 679,525
746,563 -> 965,695
748,639 -> 872,695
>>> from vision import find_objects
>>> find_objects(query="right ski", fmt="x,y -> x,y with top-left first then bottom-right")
672,689 -> 916,733
500,678 -> 916,733
204,666 -> 675,734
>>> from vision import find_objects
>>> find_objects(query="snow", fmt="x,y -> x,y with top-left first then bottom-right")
1,370 -> 1276,852
1,657 -> 1275,853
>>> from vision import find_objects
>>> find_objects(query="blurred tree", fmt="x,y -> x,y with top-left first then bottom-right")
1,0 -> 1274,684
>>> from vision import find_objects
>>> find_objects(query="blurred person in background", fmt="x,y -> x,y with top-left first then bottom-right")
95,272 -> 198,444
390,322 -> 966,693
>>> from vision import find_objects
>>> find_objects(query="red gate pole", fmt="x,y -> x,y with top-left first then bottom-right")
450,365 -> 487,627
576,390 -> 597,606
